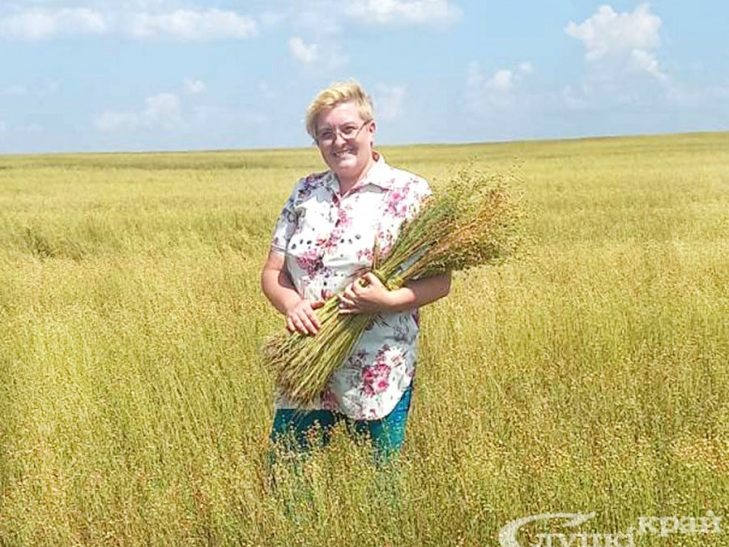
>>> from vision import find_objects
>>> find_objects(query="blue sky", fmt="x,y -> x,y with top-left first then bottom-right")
0,0 -> 727,153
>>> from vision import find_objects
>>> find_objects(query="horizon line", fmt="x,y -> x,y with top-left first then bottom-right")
1,129 -> 727,159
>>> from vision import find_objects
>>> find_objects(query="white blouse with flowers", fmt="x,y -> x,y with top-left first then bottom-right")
269,152 -> 432,420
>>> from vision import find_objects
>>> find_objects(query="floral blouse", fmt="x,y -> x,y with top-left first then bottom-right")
269,152 -> 432,420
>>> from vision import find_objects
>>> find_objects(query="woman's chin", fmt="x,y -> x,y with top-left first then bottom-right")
330,157 -> 359,173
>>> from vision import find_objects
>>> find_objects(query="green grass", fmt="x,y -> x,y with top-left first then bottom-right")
1,132 -> 728,546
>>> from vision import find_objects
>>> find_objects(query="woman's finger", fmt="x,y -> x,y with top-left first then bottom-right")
344,286 -> 357,301
304,306 -> 321,329
362,272 -> 380,287
296,311 -> 318,335
286,316 -> 296,333
290,315 -> 307,335
339,293 -> 356,307
351,281 -> 363,296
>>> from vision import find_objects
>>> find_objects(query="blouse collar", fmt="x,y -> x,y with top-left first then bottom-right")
325,150 -> 396,194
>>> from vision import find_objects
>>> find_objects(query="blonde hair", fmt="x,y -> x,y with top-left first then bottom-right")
305,80 -> 374,139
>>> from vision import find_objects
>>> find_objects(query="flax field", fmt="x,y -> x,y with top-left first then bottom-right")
1,132 -> 728,546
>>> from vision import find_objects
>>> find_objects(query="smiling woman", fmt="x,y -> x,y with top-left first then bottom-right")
260,80 -> 451,464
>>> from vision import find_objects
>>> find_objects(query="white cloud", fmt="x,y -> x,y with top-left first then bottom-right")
94,110 -> 139,132
94,92 -> 181,133
346,0 -> 461,26
374,84 -> 406,120
289,36 -> 318,64
1,80 -> 60,97
467,60 -> 534,111
141,92 -> 181,128
485,69 -> 513,92
565,4 -> 661,60
125,9 -> 257,41
630,49 -> 667,82
461,60 -> 547,141
518,62 -> 533,75
0,6 -> 257,42
468,64 -> 512,110
286,31 -> 348,71
0,7 -> 106,41
564,3 -> 669,104
183,78 -> 206,95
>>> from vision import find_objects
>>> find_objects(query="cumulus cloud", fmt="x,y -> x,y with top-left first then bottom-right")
141,92 -> 181,127
467,61 -> 533,109
565,4 -> 661,60
564,4 -> 668,89
630,49 -> 667,82
1,80 -> 60,97
0,7 -> 106,41
485,69 -> 514,92
0,6 -> 256,41
289,36 -> 318,64
94,92 -> 182,133
94,111 -> 139,133
183,78 -> 206,95
287,33 -> 348,70
374,84 -> 406,120
518,62 -> 533,75
346,0 -> 461,26
125,9 -> 257,41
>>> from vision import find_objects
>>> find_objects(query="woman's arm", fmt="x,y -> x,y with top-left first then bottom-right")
385,272 -> 452,312
261,250 -> 300,314
338,271 -> 451,315
261,250 -> 323,335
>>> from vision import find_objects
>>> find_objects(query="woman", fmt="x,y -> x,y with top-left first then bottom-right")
261,81 -> 451,463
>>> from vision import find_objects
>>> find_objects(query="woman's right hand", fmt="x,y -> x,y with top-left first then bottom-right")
285,299 -> 324,335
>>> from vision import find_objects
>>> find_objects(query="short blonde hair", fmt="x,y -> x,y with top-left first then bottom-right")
305,80 -> 374,139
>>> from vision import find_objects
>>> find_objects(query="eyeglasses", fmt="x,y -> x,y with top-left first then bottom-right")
315,120 -> 371,145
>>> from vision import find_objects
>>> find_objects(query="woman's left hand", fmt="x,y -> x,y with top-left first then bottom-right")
338,272 -> 395,314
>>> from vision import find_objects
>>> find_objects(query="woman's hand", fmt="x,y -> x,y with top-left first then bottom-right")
285,299 -> 325,335
338,273 -> 395,315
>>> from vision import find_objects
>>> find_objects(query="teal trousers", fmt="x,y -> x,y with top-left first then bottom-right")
269,384 -> 413,465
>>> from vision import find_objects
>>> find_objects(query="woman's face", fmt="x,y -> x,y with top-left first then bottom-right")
315,101 -> 375,182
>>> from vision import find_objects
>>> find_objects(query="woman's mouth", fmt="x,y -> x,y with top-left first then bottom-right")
332,149 -> 354,159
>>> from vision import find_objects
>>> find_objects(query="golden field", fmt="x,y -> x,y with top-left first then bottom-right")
1,132 -> 727,546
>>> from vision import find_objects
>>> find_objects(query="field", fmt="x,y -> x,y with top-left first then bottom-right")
1,132 -> 728,546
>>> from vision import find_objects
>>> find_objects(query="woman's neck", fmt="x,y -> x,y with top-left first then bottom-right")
336,155 -> 375,195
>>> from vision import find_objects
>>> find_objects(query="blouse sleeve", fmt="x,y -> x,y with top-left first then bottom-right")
270,183 -> 299,254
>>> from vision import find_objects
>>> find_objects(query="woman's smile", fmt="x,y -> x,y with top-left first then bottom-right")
331,147 -> 356,159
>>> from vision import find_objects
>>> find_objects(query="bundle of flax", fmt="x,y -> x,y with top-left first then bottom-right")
265,167 -> 524,405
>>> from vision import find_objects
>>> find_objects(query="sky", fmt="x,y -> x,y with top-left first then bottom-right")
0,0 -> 727,154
